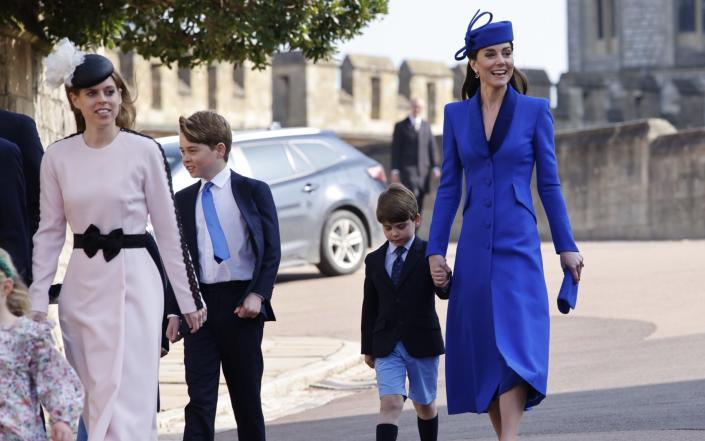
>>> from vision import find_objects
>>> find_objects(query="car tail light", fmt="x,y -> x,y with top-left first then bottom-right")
367,165 -> 387,184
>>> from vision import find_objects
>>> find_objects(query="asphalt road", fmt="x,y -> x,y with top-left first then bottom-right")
217,240 -> 705,440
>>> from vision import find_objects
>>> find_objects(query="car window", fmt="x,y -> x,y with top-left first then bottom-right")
290,140 -> 343,170
287,146 -> 314,174
239,142 -> 295,183
161,142 -> 183,172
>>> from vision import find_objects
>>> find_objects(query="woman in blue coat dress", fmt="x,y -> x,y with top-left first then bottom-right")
427,11 -> 584,441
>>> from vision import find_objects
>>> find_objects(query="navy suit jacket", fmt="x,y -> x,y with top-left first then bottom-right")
0,110 -> 44,238
172,170 -> 281,321
0,110 -> 43,284
391,118 -> 440,193
361,237 -> 448,358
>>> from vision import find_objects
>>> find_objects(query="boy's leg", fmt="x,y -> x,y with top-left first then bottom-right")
217,282 -> 266,441
183,288 -> 222,441
375,343 -> 408,441
404,345 -> 440,441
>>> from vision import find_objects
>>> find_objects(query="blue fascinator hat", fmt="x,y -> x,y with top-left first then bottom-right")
455,10 -> 514,60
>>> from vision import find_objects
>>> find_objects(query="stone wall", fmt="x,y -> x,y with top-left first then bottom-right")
0,30 -> 75,147
104,51 -> 272,136
358,118 -> 705,242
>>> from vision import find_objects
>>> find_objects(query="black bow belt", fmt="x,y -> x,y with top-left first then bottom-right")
74,224 -> 148,262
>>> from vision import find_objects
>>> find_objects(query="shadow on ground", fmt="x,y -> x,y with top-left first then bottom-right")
222,379 -> 705,441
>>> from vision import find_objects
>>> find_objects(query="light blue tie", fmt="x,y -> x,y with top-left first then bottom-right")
202,181 -> 230,263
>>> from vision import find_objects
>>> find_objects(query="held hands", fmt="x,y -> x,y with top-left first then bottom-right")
234,293 -> 262,319
429,254 -> 452,288
51,421 -> 73,441
183,307 -> 207,334
166,316 -> 182,343
364,354 -> 375,369
560,251 -> 584,283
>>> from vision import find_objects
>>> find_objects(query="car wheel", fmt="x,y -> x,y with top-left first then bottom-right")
317,210 -> 368,276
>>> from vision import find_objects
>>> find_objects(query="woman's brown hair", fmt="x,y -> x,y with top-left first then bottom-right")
460,42 -> 529,100
65,70 -> 136,132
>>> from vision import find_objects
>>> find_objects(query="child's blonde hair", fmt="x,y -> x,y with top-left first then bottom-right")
0,249 -> 30,316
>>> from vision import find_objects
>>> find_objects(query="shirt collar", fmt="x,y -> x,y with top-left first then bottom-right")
388,235 -> 415,256
200,166 -> 231,191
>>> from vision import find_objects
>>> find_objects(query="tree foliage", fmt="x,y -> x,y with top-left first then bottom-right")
1,0 -> 389,68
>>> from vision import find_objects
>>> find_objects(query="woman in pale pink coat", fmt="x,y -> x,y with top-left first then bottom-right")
29,40 -> 207,441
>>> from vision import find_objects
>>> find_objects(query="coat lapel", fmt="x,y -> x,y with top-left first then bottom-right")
229,170 -> 260,258
488,85 -> 518,156
181,182 -> 202,279
396,237 -> 423,289
468,92 -> 490,158
373,242 -> 395,290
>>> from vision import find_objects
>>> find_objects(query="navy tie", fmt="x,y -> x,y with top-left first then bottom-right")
391,246 -> 406,288
202,182 -> 230,263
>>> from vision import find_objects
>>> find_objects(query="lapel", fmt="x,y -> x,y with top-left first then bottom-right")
229,170 -> 260,258
373,242 -> 395,291
181,181 -> 202,279
468,92 -> 490,158
488,85 -> 518,156
396,237 -> 422,289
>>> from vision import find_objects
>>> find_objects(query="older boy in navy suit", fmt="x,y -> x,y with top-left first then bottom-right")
361,184 -> 450,441
167,111 -> 280,441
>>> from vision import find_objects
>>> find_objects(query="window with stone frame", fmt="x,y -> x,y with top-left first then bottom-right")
677,0 -> 705,50
233,64 -> 245,97
427,82 -> 437,124
207,66 -> 217,110
178,67 -> 192,95
151,64 -> 162,110
595,0 -> 617,53
117,50 -> 134,86
371,76 -> 381,120
678,0 -> 696,32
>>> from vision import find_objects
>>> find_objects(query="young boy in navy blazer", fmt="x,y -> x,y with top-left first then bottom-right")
361,184 -> 450,441
167,111 -> 280,441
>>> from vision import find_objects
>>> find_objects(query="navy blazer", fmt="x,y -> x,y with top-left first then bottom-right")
173,170 -> 281,321
361,237 -> 448,358
0,110 -> 44,238
0,137 -> 31,283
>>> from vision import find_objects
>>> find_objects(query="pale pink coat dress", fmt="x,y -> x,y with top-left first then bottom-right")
29,130 -> 203,441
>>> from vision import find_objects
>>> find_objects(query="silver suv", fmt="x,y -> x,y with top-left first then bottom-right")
160,128 -> 386,276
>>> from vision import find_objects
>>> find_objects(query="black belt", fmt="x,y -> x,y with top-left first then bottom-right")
74,224 -> 147,262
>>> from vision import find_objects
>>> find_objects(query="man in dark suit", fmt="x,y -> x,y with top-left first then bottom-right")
0,110 -> 44,284
390,98 -> 441,213
361,184 -> 449,441
166,111 -> 280,441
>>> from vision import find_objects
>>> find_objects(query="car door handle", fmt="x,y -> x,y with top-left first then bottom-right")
302,183 -> 319,193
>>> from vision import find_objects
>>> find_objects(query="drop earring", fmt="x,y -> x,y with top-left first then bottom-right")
474,71 -> 479,79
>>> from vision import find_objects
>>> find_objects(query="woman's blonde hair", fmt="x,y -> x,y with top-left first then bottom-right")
0,249 -> 30,317
65,70 -> 136,132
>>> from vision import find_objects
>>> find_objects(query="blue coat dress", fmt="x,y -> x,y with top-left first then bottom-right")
427,85 -> 578,414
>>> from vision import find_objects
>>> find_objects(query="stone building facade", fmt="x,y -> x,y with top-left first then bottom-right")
557,0 -> 705,129
272,53 -> 550,140
272,52 -> 452,138
103,51 -> 271,136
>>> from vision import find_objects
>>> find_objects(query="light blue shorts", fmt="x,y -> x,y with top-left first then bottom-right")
374,341 -> 439,405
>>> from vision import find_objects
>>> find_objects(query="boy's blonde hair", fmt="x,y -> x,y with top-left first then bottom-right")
0,249 -> 30,317
376,183 -> 419,224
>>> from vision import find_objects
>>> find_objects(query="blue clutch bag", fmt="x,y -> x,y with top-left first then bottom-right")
557,271 -> 579,314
